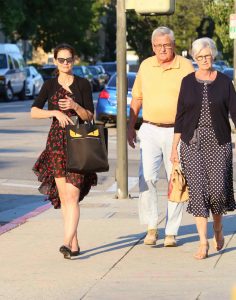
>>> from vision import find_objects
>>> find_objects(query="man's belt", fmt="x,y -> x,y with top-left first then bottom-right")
143,120 -> 175,128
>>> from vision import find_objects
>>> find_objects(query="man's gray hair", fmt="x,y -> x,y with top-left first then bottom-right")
151,26 -> 175,43
192,37 -> 218,59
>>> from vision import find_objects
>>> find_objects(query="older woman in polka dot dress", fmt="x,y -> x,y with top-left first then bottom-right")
171,38 -> 236,260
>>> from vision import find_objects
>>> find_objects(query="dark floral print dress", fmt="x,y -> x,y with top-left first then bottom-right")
33,86 -> 97,209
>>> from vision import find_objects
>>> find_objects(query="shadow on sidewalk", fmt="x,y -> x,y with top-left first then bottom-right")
77,232 -> 146,260
76,214 -> 236,259
178,214 -> 236,245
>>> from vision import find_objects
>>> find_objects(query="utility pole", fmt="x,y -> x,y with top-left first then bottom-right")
116,0 -> 128,199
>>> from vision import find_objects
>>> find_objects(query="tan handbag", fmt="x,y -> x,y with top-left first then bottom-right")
168,163 -> 189,202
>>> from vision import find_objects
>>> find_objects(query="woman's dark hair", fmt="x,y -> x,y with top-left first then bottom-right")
54,43 -> 76,59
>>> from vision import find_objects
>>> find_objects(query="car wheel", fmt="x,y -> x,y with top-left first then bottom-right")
18,82 -> 26,100
4,85 -> 14,101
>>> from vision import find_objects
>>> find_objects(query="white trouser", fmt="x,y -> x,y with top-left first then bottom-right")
138,123 -> 183,235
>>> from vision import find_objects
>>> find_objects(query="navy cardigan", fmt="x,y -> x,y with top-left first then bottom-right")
174,72 -> 236,145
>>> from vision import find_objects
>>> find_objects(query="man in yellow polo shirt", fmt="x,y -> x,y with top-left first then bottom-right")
128,26 -> 194,247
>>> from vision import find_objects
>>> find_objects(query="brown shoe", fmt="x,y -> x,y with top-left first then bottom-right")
144,229 -> 158,245
164,235 -> 177,247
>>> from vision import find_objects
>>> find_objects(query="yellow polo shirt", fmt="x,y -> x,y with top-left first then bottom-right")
132,55 -> 194,124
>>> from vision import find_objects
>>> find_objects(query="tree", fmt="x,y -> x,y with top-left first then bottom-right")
203,0 -> 234,64
101,0 -> 117,61
0,0 -> 104,59
126,0 -> 205,62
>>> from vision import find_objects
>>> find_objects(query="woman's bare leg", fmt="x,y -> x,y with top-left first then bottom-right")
55,178 -> 80,249
63,182 -> 80,246
195,216 -> 208,244
212,213 -> 224,250
194,216 -> 209,259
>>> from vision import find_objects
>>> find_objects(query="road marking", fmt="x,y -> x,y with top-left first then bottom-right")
1,182 -> 39,189
0,177 -> 140,193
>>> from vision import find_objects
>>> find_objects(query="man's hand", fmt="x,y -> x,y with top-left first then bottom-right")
127,126 -> 136,148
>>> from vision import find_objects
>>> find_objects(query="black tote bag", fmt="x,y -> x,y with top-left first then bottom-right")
66,119 -> 109,173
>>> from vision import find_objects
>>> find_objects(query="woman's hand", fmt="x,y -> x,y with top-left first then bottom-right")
170,148 -> 180,164
58,95 -> 78,111
53,110 -> 74,128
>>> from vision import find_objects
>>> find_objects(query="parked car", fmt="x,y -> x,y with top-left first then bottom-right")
214,60 -> 229,71
87,65 -> 106,91
222,67 -> 234,82
72,65 -> 93,90
38,64 -> 57,81
96,62 -> 117,79
95,65 -> 109,83
25,66 -> 44,98
0,43 -> 26,101
96,72 -> 142,126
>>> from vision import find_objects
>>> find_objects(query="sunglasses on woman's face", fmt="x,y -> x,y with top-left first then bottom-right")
57,57 -> 74,64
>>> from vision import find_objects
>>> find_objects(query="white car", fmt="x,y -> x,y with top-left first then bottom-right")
25,66 -> 44,98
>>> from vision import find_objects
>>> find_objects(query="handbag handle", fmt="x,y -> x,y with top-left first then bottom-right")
171,163 -> 186,191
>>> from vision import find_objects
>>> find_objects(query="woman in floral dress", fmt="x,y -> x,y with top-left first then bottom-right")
31,43 -> 97,259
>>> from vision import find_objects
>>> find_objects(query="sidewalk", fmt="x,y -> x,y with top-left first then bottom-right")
0,177 -> 235,300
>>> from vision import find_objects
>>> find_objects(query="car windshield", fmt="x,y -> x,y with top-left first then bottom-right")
101,63 -> 116,73
0,54 -> 7,69
39,67 -> 56,76
73,67 -> 83,77
88,67 -> 98,76
107,74 -> 136,90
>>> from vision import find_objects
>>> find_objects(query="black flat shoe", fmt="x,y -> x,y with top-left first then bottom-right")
71,247 -> 81,257
59,245 -> 72,259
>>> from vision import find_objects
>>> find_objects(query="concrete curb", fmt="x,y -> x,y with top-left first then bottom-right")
0,202 -> 51,235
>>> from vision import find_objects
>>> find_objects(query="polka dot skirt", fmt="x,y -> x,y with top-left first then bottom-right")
180,82 -> 236,217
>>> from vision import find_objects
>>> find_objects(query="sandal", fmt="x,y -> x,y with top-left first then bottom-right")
71,246 -> 81,257
59,245 -> 72,259
194,242 -> 209,260
213,225 -> 224,251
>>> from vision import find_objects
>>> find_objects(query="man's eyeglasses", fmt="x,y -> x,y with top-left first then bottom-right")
57,57 -> 74,64
153,43 -> 172,50
195,55 -> 212,62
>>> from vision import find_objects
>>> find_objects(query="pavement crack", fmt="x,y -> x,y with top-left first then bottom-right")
80,216 -> 166,299
213,230 -> 236,269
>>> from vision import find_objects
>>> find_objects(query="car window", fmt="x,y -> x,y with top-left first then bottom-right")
0,54 -> 7,69
107,74 -> 136,89
26,68 -> 30,77
40,67 -> 56,76
31,67 -> 38,76
73,67 -> 83,77
13,58 -> 20,69
88,67 -> 98,76
101,63 -> 116,73
18,59 -> 26,69
8,55 -> 14,70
